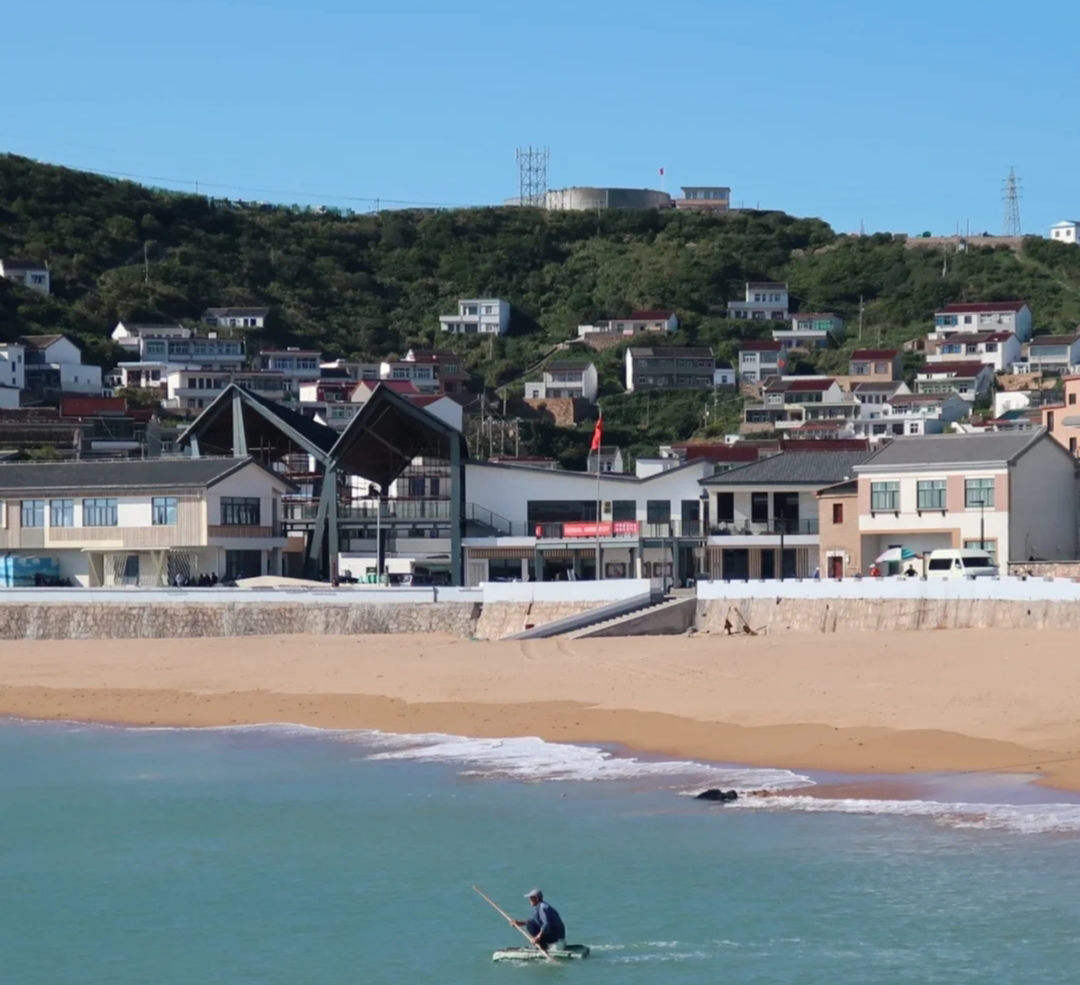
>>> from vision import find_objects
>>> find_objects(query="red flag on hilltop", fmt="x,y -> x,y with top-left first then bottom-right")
590,411 -> 603,452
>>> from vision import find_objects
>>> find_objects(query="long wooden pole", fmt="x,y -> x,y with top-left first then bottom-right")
472,886 -> 554,962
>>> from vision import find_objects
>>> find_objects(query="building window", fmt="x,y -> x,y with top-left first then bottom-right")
870,481 -> 899,512
83,498 -> 118,527
21,500 -> 45,528
832,502 -> 843,524
1070,393 -> 1077,406
964,539 -> 997,562
750,491 -> 769,523
715,492 -> 735,524
916,479 -> 946,511
646,500 -> 671,524
965,478 -> 995,508
50,499 -> 74,527
612,500 -> 636,522
221,497 -> 261,526
152,497 -> 178,525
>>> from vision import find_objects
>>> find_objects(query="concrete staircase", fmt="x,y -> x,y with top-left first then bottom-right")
502,590 -> 658,640
561,595 -> 697,639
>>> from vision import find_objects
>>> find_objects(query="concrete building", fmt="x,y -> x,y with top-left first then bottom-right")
816,479 -> 861,578
542,187 -> 671,211
932,301 -> 1032,343
255,349 -> 322,392
854,430 -> 1077,568
201,307 -> 270,330
1040,376 -> 1080,456
18,335 -> 103,395
727,282 -> 790,322
577,310 -> 679,339
848,349 -> 903,382
524,361 -> 599,403
0,258 -> 49,295
136,334 -> 245,370
853,390 -> 969,442
439,298 -> 511,335
586,445 -> 625,474
927,331 -> 1020,372
913,361 -> 994,401
738,340 -> 787,383
743,377 -> 859,430
111,322 -> 192,349
672,186 -> 731,213
773,312 -> 845,348
0,457 -> 295,587
700,448 -> 872,580
1023,335 -> 1080,376
165,370 -> 286,412
1049,221 -> 1080,245
0,385 -> 19,409
402,349 -> 470,397
714,361 -> 736,388
0,342 -> 25,391
625,347 -> 716,392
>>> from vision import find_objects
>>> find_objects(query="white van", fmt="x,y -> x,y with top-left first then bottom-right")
924,549 -> 999,579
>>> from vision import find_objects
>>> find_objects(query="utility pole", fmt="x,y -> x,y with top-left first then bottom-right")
858,295 -> 864,341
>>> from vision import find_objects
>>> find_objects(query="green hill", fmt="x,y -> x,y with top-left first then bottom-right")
4,152 -> 1080,464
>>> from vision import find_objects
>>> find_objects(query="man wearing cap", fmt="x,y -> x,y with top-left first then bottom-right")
511,890 -> 566,952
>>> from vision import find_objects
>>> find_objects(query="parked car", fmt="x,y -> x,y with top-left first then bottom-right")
924,549 -> 999,579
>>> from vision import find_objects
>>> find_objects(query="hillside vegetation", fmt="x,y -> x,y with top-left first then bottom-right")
4,153 -> 1080,464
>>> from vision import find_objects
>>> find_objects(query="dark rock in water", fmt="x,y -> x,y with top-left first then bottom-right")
694,788 -> 739,802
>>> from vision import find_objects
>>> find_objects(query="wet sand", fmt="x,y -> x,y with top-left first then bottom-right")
1,630 -> 1079,791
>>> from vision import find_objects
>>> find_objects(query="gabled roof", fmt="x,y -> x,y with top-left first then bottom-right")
747,281 -> 787,290
856,430 -> 1050,471
916,361 -> 988,376
545,360 -> 595,373
786,378 -> 837,392
853,381 -> 905,393
0,258 -> 47,271
0,456 -> 294,493
817,478 -> 858,497
940,301 -> 1027,314
17,334 -> 71,350
1030,334 -> 1080,346
851,349 -> 899,360
626,309 -> 675,320
701,449 -> 873,486
1051,220 -> 1080,227
937,331 -> 1013,345
203,307 -> 270,318
739,340 -> 785,352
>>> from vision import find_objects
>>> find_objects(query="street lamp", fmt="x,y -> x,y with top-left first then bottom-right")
699,490 -> 710,582
369,483 -> 382,580
975,496 -> 986,553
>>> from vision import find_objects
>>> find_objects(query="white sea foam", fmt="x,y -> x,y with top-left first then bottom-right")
358,730 -> 809,789
736,794 -> 1080,835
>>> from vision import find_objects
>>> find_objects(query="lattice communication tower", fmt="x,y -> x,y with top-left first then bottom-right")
516,146 -> 549,207
1003,166 -> 1022,236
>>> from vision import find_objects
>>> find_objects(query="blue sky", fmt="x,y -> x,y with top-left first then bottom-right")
4,0 -> 1078,235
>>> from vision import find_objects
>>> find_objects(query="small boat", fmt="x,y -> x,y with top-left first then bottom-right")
492,944 -> 591,963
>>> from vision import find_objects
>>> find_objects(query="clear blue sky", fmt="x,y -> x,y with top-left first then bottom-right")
4,0 -> 1078,235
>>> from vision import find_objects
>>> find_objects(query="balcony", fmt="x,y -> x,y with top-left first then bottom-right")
709,519 -> 819,537
208,525 -> 278,539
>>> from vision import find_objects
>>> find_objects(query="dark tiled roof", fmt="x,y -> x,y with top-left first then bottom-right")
1030,335 -> 1080,346
629,347 -> 713,358
627,309 -> 675,320
856,430 -> 1046,469
17,334 -> 71,350
940,301 -> 1026,313
851,349 -> 899,360
545,360 -> 595,372
701,449 -> 873,486
203,307 -> 270,318
0,456 -> 285,493
1,258 -> 47,271
740,340 -> 785,351
916,361 -> 987,375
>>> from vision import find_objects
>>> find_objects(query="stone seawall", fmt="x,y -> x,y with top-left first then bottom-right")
0,602 -> 481,641
697,597 -> 1080,634
473,602 -> 601,641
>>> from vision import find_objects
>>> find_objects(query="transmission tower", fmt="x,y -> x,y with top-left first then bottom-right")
1003,166 -> 1022,236
515,146 -> 549,207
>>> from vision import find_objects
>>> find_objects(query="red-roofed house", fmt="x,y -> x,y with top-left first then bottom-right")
738,340 -> 788,383
926,331 -> 1020,372
914,361 -> 994,401
744,376 -> 858,430
933,301 -> 1032,342
848,349 -> 903,381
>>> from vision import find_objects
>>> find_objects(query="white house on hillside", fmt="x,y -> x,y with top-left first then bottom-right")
202,307 -> 269,329
727,282 -> 790,321
927,331 -> 1020,372
111,322 -> 193,349
932,301 -> 1032,343
0,343 -> 25,391
0,258 -> 50,295
18,334 -> 102,395
1049,221 -> 1080,244
440,299 -> 511,335
577,310 -> 679,338
524,361 -> 599,403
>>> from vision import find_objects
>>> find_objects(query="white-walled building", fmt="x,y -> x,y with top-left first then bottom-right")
727,282 -> 790,322
165,370 -> 286,412
854,430 -> 1077,566
135,334 -> 245,370
1023,335 -> 1080,375
439,298 -> 511,335
524,361 -> 599,403
927,331 -> 1020,372
577,310 -> 679,339
18,334 -> 103,395
0,457 -> 295,586
1049,221 -> 1080,245
852,391 -> 969,441
625,347 -> 716,391
0,342 -> 25,391
738,341 -> 787,383
913,361 -> 994,401
0,385 -> 19,409
0,258 -> 49,295
773,312 -> 845,348
932,301 -> 1033,343
254,349 -> 321,392
111,321 -> 193,349
201,307 -> 269,330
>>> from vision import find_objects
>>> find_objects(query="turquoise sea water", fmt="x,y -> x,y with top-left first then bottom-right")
4,721 -> 1080,984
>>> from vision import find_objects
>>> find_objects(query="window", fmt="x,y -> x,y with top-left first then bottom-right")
152,497 -> 178,525
21,500 -> 45,528
832,502 -> 844,524
221,497 -> 261,526
1071,437 -> 1078,455
965,478 -> 995,508
408,478 -> 426,498
751,491 -> 769,523
715,492 -> 735,523
646,500 -> 671,524
612,500 -> 636,522
916,479 -> 946,511
870,481 -> 899,512
50,499 -> 74,527
985,343 -> 998,353
964,540 -> 997,563
83,498 -> 118,526
1070,393 -> 1077,406
1047,411 -> 1055,432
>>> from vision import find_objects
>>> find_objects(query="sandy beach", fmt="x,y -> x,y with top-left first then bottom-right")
2,629 -> 1080,791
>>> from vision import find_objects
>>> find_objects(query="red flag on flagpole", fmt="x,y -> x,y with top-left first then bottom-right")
658,167 -> 664,176
590,411 -> 603,452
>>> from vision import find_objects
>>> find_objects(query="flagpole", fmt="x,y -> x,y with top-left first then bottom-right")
596,414 -> 602,581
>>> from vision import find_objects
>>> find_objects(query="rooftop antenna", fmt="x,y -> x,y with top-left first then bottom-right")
1003,166 -> 1022,236
515,146 -> 549,207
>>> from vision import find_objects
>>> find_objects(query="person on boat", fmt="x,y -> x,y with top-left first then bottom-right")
512,889 -> 566,951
